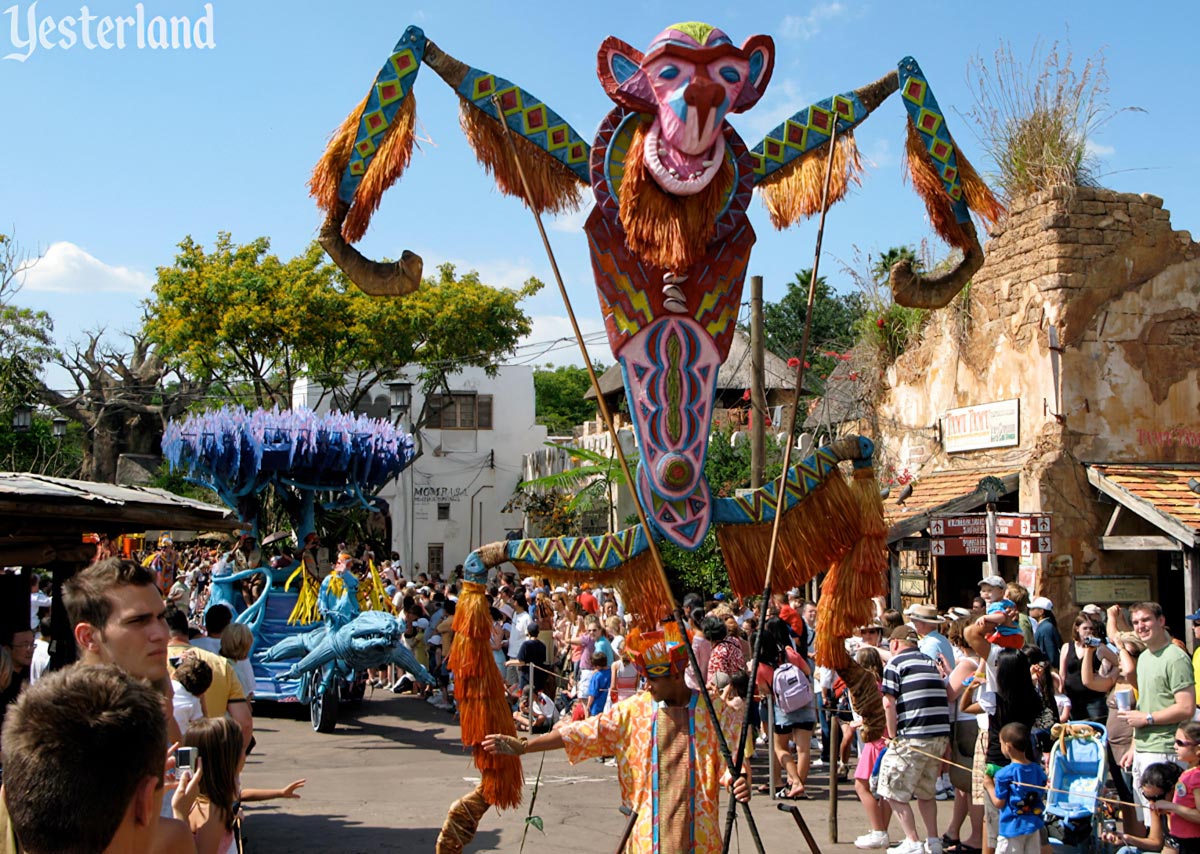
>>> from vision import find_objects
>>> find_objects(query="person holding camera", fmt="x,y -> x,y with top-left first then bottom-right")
1120,602 -> 1196,829
1060,613 -> 1109,722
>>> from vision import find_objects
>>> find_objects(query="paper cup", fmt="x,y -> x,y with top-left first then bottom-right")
1114,689 -> 1133,712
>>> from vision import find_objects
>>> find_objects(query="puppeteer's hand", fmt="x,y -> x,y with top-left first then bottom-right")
730,775 -> 751,803
482,734 -> 527,756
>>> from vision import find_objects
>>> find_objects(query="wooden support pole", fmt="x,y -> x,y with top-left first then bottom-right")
828,713 -> 840,843
750,274 -> 766,490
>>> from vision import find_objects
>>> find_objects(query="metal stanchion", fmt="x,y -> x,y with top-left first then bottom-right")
767,695 -> 777,798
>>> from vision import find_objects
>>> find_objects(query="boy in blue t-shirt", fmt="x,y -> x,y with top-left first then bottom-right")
984,722 -> 1048,854
585,652 -> 611,716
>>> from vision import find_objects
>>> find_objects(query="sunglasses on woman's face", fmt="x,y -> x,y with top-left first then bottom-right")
1176,739 -> 1198,748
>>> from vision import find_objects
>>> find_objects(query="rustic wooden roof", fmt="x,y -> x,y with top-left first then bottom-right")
0,473 -> 239,564
1087,464 -> 1200,545
886,469 -> 1021,543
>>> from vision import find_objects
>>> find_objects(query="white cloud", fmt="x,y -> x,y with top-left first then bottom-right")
739,78 -> 815,138
1086,140 -> 1115,158
437,255 -> 541,291
779,3 -> 848,40
861,136 -> 898,170
549,203 -> 593,234
19,242 -> 152,294
511,314 -> 611,369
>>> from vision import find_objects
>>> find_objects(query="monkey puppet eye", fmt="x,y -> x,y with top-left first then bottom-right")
718,66 -> 741,83
657,65 -> 680,80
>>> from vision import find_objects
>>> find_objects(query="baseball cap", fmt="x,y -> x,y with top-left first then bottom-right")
1030,596 -> 1053,611
1187,609 -> 1200,621
1081,603 -> 1105,618
978,575 -> 1006,588
890,625 -> 919,643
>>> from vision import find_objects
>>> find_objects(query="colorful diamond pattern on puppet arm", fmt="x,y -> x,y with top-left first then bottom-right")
749,91 -> 867,183
507,527 -> 651,571
714,445 -> 845,525
456,68 -> 590,182
897,56 -> 971,223
339,26 -> 427,203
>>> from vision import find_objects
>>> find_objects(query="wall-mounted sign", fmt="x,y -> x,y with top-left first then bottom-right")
1074,575 -> 1152,605
943,399 -> 1020,453
414,486 -> 469,503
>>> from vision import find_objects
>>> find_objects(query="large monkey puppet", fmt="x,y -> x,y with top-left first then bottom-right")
310,21 -> 1001,852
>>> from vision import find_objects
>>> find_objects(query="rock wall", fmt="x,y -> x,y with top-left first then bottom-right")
878,186 -> 1198,609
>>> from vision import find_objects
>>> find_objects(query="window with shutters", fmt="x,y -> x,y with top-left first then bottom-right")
425,393 -> 493,430
427,544 -> 444,577
437,502 -> 450,520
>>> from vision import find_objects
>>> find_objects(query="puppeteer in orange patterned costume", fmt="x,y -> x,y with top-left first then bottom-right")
482,631 -> 748,854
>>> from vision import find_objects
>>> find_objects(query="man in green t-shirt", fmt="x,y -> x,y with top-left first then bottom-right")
1120,601 -> 1196,828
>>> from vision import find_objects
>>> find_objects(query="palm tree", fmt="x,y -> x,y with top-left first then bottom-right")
871,246 -> 920,285
517,442 -> 638,534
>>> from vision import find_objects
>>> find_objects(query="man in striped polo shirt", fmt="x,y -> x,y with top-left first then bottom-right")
878,625 -> 952,854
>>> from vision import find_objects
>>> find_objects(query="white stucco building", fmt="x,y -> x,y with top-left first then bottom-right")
293,365 -> 547,577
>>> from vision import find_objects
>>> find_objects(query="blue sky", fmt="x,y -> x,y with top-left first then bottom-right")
4,0 -> 1197,392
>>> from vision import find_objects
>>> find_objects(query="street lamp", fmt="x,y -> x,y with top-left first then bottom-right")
11,405 -> 31,433
52,416 -> 68,440
388,381 -> 413,422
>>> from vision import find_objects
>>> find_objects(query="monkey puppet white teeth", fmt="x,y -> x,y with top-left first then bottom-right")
644,120 -> 725,197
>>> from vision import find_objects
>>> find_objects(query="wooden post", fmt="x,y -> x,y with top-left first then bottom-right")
828,712 -> 840,843
1187,548 -> 1199,653
749,274 -> 766,489
985,501 -> 999,577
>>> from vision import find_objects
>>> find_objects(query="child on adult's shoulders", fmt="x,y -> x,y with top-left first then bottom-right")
980,599 -> 1024,650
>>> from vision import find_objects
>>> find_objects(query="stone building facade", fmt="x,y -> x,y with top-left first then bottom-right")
872,186 -> 1200,635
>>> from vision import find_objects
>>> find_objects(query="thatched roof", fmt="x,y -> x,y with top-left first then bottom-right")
585,329 -> 805,400
803,359 -> 869,429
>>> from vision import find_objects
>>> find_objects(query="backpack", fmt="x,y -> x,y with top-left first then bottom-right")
772,661 -> 813,714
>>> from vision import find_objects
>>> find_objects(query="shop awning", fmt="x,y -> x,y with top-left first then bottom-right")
0,472 -> 240,564
886,469 -> 1020,544
1086,464 -> 1200,548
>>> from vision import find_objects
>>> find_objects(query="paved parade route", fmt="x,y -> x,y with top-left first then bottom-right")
239,692 -> 891,853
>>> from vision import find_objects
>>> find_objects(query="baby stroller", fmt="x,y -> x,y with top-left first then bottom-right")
1044,722 -> 1108,854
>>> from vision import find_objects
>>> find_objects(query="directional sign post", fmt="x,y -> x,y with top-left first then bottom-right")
929,515 -> 1052,537
930,536 -> 1053,558
929,513 -> 1053,561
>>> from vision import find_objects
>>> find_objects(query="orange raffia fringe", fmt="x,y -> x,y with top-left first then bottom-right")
815,467 -> 889,669
309,93 -> 369,215
508,551 -> 670,631
957,145 -> 1006,229
838,657 -> 886,743
341,94 -> 419,243
903,120 -> 1005,252
449,580 -> 523,810
618,120 -> 736,273
717,468 -> 861,599
458,99 -> 584,216
758,132 -> 863,230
